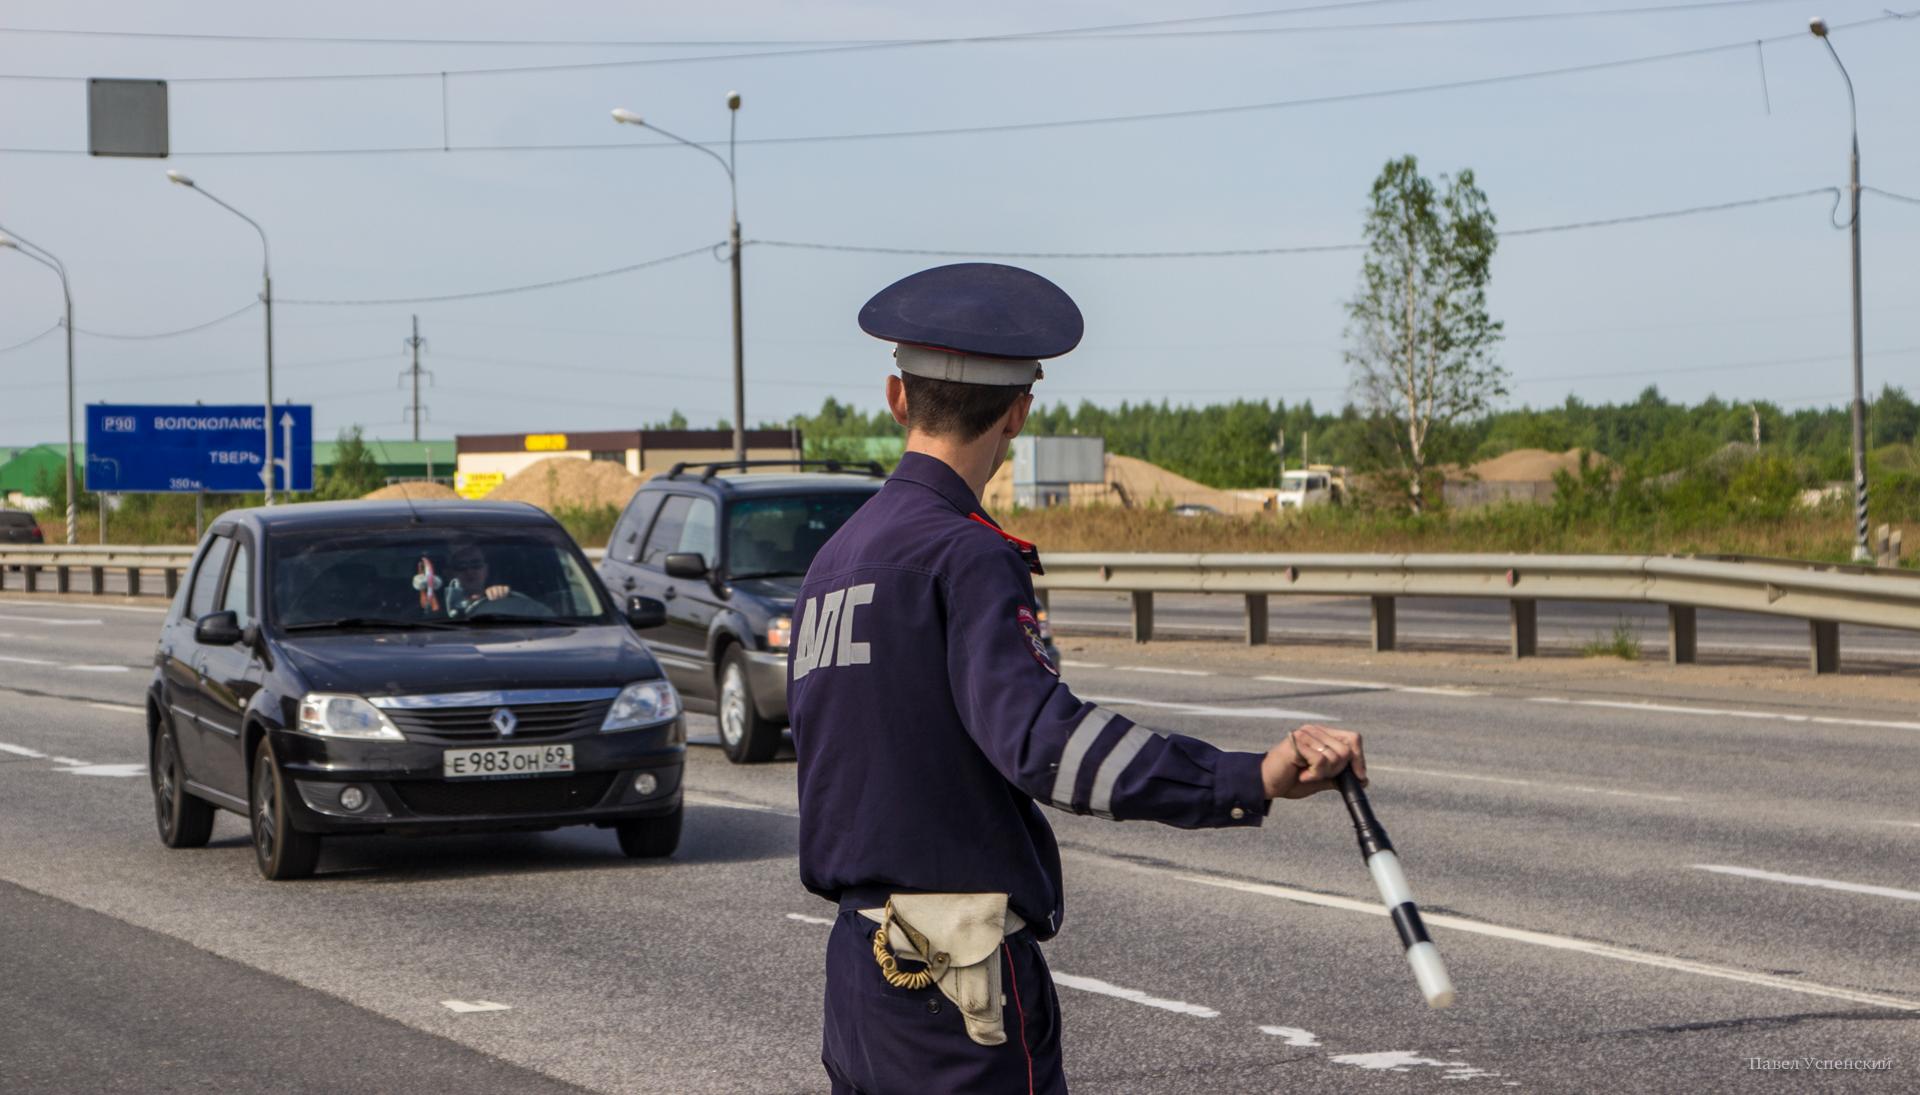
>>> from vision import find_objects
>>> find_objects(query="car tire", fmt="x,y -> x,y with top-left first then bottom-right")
151,718 -> 214,849
250,738 -> 321,881
717,647 -> 781,765
614,806 -> 682,859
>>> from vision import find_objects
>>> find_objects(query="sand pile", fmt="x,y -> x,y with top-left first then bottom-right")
362,481 -> 460,501
984,453 -> 1264,515
1466,448 -> 1605,482
487,456 -> 644,510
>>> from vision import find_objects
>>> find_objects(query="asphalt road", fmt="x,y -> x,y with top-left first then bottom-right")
1,595 -> 1915,1092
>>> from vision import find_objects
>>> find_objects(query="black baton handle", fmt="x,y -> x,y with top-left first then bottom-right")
1336,768 -> 1393,858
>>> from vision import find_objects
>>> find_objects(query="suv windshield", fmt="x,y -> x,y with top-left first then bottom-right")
270,526 -> 607,630
726,493 -> 873,579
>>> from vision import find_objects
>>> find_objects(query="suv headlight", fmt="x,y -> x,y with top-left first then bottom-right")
602,679 -> 681,732
767,615 -> 793,650
297,694 -> 403,740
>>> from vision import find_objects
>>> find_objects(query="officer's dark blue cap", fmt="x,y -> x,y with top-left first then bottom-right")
859,264 -> 1082,383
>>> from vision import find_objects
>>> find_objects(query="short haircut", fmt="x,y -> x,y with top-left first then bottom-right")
899,373 -> 1031,442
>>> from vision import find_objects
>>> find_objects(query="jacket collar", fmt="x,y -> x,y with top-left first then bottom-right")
890,451 -> 987,518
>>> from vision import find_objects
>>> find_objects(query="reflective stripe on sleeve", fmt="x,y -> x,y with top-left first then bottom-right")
1050,707 -> 1116,811
1089,725 -> 1157,819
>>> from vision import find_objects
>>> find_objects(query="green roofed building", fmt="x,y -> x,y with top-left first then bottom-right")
313,438 -> 455,482
0,444 -> 81,507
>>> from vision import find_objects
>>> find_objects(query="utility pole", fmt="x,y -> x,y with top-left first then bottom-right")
400,314 -> 431,441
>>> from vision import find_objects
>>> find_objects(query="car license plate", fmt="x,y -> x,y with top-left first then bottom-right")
442,743 -> 574,779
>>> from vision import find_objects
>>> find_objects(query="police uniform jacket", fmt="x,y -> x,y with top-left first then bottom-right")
790,453 -> 1271,938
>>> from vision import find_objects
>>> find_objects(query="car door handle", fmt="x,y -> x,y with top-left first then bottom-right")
662,587 -> 677,600
623,576 -> 636,590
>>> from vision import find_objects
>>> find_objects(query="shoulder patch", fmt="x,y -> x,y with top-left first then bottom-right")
1017,606 -> 1059,676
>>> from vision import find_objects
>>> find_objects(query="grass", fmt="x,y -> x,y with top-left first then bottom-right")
1580,619 -> 1643,661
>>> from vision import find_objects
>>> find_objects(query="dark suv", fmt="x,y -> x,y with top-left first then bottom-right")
1,510 -> 43,544
146,500 -> 685,880
598,461 -> 885,763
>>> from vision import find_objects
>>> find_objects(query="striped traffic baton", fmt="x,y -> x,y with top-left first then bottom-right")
1336,768 -> 1455,1009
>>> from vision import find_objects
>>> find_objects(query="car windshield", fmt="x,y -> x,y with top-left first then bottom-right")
269,526 -> 607,630
726,492 -> 875,579
1281,474 -> 1311,488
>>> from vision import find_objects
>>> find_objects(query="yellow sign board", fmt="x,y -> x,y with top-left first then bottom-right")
524,433 -> 569,452
456,471 -> 506,499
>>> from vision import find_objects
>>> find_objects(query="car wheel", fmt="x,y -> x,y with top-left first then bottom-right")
614,806 -> 682,859
151,718 -> 214,849
251,738 -> 321,881
717,647 -> 781,764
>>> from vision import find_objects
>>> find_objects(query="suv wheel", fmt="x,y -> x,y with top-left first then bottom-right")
151,719 -> 214,848
251,738 -> 321,881
615,806 -> 682,858
717,647 -> 782,764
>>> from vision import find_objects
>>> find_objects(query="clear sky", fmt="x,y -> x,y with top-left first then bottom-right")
1,0 -> 1915,446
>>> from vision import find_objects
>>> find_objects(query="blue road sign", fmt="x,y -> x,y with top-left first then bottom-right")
85,404 -> 313,493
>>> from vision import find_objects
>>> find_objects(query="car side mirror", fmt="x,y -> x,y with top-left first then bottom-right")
195,610 -> 242,646
626,595 -> 668,630
663,552 -> 708,580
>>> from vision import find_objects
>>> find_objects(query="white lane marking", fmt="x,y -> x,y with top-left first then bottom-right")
1120,666 -> 1213,677
684,790 -> 796,817
64,664 -> 130,674
48,755 -> 87,766
0,742 -> 49,759
1083,695 -> 1332,721
1368,763 -> 1686,804
0,599 -> 164,615
89,701 -> 145,714
1692,864 -> 1920,904
1170,870 -> 1920,1013
1872,820 -> 1920,829
1257,1025 -> 1320,1046
1050,972 -> 1219,1018
1532,696 -> 1920,733
60,763 -> 146,777
1060,660 -> 1108,669
0,613 -> 101,626
1332,1050 -> 1499,1081
786,912 -> 835,926
440,1000 -> 512,1013
1255,674 -> 1484,698
0,653 -> 55,667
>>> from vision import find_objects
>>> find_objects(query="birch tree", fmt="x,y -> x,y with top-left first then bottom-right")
1345,156 -> 1505,513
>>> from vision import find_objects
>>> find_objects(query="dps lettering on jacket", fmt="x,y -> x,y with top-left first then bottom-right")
790,583 -> 876,680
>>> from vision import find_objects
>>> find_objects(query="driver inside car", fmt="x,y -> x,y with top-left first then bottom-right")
447,542 -> 512,615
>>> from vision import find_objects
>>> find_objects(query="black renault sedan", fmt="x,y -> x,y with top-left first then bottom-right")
145,500 -> 684,880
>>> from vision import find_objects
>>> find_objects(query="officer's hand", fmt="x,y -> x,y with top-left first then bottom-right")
484,585 -> 511,601
1261,724 -> 1366,800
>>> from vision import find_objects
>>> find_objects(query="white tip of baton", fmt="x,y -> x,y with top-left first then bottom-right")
1406,941 -> 1455,1009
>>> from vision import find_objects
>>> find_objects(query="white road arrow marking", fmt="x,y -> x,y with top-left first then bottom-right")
441,1000 -> 512,1013
1257,1025 -> 1320,1046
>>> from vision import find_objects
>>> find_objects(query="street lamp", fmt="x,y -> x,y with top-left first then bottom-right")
167,170 -> 281,504
1810,16 -> 1871,562
612,93 -> 748,462
0,229 -> 77,543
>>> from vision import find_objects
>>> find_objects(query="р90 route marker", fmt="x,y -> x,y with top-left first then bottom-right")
1336,768 -> 1455,1009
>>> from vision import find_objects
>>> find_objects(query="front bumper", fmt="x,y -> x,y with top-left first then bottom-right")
743,649 -> 789,723
272,717 -> 686,836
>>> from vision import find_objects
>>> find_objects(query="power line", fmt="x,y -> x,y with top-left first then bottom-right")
750,189 -> 1843,260
0,13 -> 1903,156
277,242 -> 719,306
69,301 -> 260,340
0,0 -> 1802,82
0,323 -> 60,355
1866,186 -> 1920,206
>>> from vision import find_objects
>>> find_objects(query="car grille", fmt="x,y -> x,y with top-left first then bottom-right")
385,699 -> 611,742
393,772 -> 619,817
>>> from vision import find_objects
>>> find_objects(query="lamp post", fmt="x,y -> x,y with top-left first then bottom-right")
612,93 -> 747,462
0,229 -> 76,543
166,170 -> 280,504
1810,17 -> 1870,562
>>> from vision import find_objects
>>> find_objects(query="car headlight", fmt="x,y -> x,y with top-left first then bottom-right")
602,679 -> 681,732
297,694 -> 403,740
767,615 -> 793,650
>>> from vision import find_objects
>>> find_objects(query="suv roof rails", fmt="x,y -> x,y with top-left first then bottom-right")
662,459 -> 886,483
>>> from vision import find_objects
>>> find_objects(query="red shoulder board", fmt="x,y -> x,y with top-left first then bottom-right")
969,513 -> 1044,575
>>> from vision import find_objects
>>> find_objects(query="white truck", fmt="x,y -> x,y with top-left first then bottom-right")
1276,467 -> 1343,510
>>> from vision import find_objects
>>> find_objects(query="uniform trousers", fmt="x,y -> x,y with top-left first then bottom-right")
821,907 -> 1067,1095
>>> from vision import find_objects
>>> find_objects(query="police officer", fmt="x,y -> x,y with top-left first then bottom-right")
789,263 -> 1366,1095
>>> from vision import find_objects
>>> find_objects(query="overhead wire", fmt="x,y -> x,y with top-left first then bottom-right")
276,242 -> 719,305
71,301 -> 260,340
0,322 -> 61,355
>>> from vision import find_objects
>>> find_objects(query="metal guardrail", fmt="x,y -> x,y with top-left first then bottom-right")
4,545 -> 1914,674
1033,552 -> 1920,674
